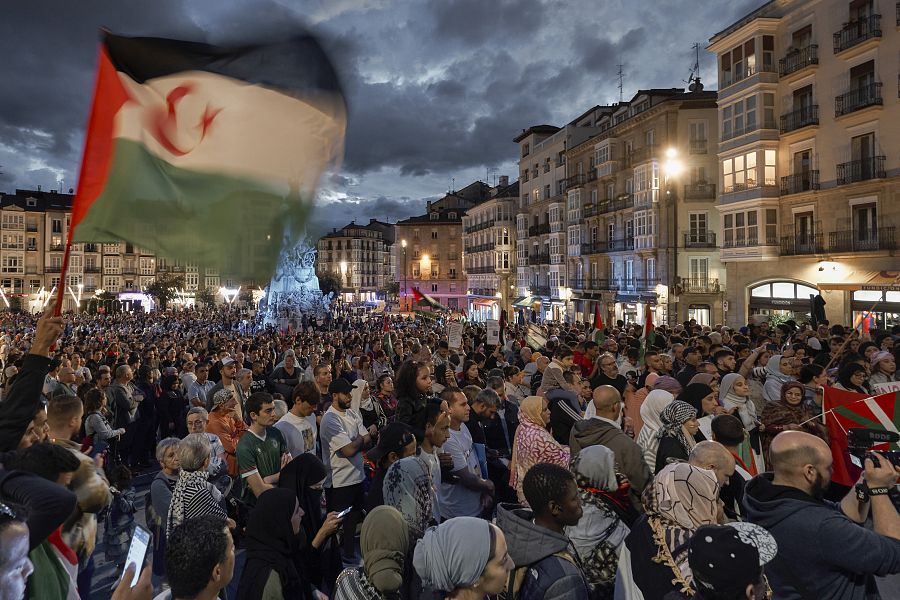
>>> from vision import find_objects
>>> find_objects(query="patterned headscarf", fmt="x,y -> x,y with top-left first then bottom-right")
657,400 -> 698,458
643,462 -> 720,592
383,455 -> 434,539
519,395 -> 546,427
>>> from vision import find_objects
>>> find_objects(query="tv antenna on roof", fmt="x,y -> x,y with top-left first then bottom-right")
486,166 -> 499,186
685,43 -> 704,91
616,64 -> 624,102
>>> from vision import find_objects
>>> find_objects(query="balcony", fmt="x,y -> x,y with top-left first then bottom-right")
607,238 -> 635,252
780,171 -> 820,195
528,252 -> 550,265
779,45 -> 819,77
628,145 -> 658,165
633,278 -> 658,291
470,287 -> 497,297
780,105 -> 819,133
122,268 -> 136,275
171,266 -> 185,272
721,119 -> 777,142
835,82 -> 882,116
683,183 -> 716,200
598,194 -> 634,214
84,266 -> 101,273
689,139 -> 708,155
464,220 -> 495,234
683,232 -> 717,248
465,243 -> 494,254
45,266 -> 62,273
682,278 -> 720,293
596,160 -> 618,178
528,223 -> 551,236
580,241 -> 606,255
26,225 -> 37,232
837,156 -> 886,185
583,204 -> 601,218
467,266 -> 496,275
48,244 -> 64,252
722,236 -> 779,249
565,174 -> 586,190
829,227 -> 895,252
532,285 -> 551,297
83,244 -> 99,253
833,15 -> 881,54
572,278 -> 618,291
721,62 -> 777,88
781,233 -> 824,255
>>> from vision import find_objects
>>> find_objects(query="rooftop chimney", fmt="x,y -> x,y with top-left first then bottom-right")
499,175 -> 509,187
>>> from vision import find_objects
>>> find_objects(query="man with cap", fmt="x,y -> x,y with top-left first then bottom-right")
320,377 -> 377,565
671,522 -> 777,599
206,356 -> 245,414
364,422 -> 417,512
869,351 -> 897,387
206,388 -> 248,477
676,346 -> 702,388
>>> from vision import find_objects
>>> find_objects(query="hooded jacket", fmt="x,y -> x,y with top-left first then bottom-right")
496,504 -> 590,600
570,419 -> 650,512
743,473 -> 900,600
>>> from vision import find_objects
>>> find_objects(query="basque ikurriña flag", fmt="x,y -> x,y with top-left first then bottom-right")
824,386 -> 900,486
71,31 -> 346,280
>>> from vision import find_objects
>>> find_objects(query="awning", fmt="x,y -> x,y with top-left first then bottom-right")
470,298 -> 497,306
818,271 -> 900,292
513,296 -> 537,307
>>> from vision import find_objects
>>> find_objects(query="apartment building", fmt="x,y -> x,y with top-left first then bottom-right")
513,113 -> 603,323
0,188 -> 227,311
462,176 -> 519,321
316,219 -> 393,302
565,88 -> 722,327
709,0 -> 900,328
395,181 -> 490,311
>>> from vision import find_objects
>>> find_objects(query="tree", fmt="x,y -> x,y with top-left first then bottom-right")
238,288 -> 254,306
317,270 -> 342,297
7,295 -> 22,314
146,274 -> 185,310
195,285 -> 216,307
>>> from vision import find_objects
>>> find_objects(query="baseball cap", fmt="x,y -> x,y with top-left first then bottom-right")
367,422 -> 415,463
221,356 -> 236,367
689,522 -> 777,596
328,378 -> 353,395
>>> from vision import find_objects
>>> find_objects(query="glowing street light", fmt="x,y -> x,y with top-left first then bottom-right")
664,148 -> 683,178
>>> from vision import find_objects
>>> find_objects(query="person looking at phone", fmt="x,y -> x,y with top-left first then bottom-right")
236,392 -> 290,508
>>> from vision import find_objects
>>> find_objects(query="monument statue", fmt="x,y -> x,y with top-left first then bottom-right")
257,234 -> 332,328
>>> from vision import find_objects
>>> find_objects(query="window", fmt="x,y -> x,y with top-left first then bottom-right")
596,145 -> 610,164
625,260 -> 634,285
1,256 -> 21,273
764,150 -> 777,186
521,143 -> 530,157
544,184 -> 551,199
647,258 -> 656,282
431,230 -> 438,239
689,212 -> 708,241
626,219 -> 634,240
608,222 -> 615,241
853,203 -> 878,244
723,151 -> 757,192
431,284 -> 438,293
1,214 -> 24,229
51,219 -> 62,234
502,228 -> 509,244
689,257 -> 709,281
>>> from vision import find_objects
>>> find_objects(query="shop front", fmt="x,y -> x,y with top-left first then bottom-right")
818,271 -> 900,329
747,281 -> 818,321
467,296 -> 499,322
615,292 -> 657,328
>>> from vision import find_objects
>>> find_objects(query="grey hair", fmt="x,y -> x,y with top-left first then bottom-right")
474,387 -> 500,409
178,433 -> 212,472
486,376 -> 504,392
114,364 -> 130,379
273,399 -> 288,420
186,406 -> 209,421
156,437 -> 181,464
237,368 -> 252,380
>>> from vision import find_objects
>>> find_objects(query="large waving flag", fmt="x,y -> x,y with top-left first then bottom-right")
71,31 -> 346,280
411,287 -> 450,312
824,386 -> 900,486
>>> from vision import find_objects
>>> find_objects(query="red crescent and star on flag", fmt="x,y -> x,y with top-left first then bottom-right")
142,83 -> 223,156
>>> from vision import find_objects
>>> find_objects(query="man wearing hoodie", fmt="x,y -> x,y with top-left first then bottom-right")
497,463 -> 590,600
743,431 -> 900,600
570,385 -> 651,512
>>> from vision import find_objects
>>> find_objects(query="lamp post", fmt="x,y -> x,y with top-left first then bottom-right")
339,260 -> 348,303
401,239 -> 407,311
664,148 -> 683,328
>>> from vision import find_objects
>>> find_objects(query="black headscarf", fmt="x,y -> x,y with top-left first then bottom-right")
236,488 -> 308,600
678,383 -> 715,417
278,453 -> 328,542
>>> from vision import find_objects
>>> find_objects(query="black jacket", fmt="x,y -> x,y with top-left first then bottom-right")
484,401 -> 519,457
0,468 -> 77,550
0,354 -> 51,452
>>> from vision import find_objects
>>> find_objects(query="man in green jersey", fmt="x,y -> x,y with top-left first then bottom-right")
236,392 -> 291,506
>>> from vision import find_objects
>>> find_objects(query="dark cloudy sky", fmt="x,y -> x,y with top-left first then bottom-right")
0,0 -> 760,237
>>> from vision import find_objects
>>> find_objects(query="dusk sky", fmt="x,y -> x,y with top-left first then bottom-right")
0,0 -> 761,237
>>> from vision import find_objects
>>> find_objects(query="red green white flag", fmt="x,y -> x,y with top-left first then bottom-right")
411,287 -> 450,312
591,304 -> 605,346
70,32 -> 346,280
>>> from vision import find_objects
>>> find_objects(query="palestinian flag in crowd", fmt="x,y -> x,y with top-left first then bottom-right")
591,304 -> 605,346
499,309 -> 507,344
639,308 -> 655,363
411,287 -> 450,311
526,323 -> 547,351
71,31 -> 346,280
382,314 -> 394,358
824,386 -> 900,486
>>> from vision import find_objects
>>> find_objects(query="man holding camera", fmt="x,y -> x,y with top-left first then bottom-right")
744,431 -> 900,599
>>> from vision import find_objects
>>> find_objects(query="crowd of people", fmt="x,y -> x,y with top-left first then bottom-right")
1,305 -> 900,600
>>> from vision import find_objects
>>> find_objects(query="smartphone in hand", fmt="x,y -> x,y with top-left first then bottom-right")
120,526 -> 150,588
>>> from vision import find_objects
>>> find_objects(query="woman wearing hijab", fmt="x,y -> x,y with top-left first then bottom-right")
677,383 -> 721,440
627,372 -> 659,436
719,373 -> 764,475
352,378 -> 387,430
762,354 -> 796,404
413,517 -> 514,600
566,446 -> 633,600
616,463 -> 720,599
687,372 -> 720,397
760,381 -> 829,466
334,506 -> 410,600
652,376 -> 683,397
653,401 -> 701,474
635,390 -> 674,472
833,362 -> 869,393
279,453 -> 342,592
237,488 -> 319,600
509,396 -> 570,504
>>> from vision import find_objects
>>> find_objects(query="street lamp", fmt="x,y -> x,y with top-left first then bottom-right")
339,260 -> 348,301
401,239 -> 407,311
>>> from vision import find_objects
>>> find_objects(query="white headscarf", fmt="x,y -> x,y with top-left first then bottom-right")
719,373 -> 758,430
636,390 -> 674,470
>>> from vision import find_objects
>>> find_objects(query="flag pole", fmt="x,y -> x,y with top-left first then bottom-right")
52,237 -> 75,317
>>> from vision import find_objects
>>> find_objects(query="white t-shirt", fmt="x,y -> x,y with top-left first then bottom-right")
320,406 -> 367,488
439,425 -> 482,519
275,411 -> 317,456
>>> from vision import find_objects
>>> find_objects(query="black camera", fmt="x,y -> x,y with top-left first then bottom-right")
847,428 -> 900,469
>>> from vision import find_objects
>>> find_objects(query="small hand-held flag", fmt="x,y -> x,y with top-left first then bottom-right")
59,30 -> 346,314
411,287 -> 450,312
591,304 -> 605,346
383,314 -> 394,358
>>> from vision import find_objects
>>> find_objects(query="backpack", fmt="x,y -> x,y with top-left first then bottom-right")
503,550 -> 579,600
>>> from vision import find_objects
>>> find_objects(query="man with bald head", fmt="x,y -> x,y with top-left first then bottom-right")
570,385 -> 650,512
689,440 -> 736,523
744,431 -> 900,599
